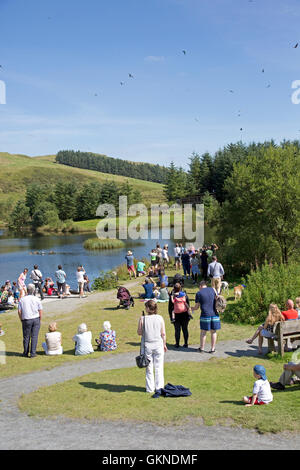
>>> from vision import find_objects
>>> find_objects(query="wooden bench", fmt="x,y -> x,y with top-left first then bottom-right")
268,319 -> 300,356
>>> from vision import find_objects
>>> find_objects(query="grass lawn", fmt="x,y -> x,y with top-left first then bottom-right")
0,276 -> 255,379
18,357 -> 300,433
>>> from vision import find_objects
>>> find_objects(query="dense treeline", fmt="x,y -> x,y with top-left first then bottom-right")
56,150 -> 168,184
164,140 -> 300,274
9,180 -> 142,232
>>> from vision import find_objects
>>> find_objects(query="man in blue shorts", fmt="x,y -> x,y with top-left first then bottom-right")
191,280 -> 220,353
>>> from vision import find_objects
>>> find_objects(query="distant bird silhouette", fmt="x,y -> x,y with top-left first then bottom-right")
229,90 -> 234,93
262,68 -> 264,73
266,84 -> 271,88
120,81 -> 125,86
128,73 -> 134,78
182,50 -> 186,55
194,118 -> 200,122
294,43 -> 299,48
240,128 -> 243,131
94,93 -> 98,96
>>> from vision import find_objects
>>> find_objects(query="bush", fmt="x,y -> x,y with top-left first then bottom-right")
83,238 -> 125,250
92,271 -> 119,291
223,262 -> 300,324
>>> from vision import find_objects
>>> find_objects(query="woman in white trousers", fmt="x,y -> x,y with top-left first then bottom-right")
137,300 -> 167,393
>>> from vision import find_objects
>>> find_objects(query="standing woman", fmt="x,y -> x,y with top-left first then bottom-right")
18,268 -> 28,299
169,283 -> 191,348
137,300 -> 167,394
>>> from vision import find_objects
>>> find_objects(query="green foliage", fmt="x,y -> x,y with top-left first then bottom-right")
92,271 -> 119,290
56,150 -> 168,183
223,262 -> 300,324
8,200 -> 31,232
83,238 -> 125,250
220,144 -> 300,266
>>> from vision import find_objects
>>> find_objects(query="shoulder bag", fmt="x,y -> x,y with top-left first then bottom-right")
136,313 -> 150,368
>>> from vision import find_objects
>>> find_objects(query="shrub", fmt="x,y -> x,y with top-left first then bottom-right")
83,238 -> 125,250
92,271 -> 119,291
223,262 -> 300,324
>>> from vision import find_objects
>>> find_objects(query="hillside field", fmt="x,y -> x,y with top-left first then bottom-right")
0,153 -> 166,207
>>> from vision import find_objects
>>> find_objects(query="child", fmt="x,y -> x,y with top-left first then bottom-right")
12,282 -> 19,302
7,291 -> 14,306
243,365 -> 273,406
171,288 -> 193,322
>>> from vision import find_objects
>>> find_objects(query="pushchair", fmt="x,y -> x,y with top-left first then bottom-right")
116,286 -> 135,310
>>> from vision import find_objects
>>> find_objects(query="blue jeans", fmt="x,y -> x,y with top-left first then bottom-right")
22,317 -> 40,357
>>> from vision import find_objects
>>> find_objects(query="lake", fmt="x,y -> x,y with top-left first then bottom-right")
0,227 -> 217,289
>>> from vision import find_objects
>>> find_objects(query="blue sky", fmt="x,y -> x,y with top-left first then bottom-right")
1,0 -> 300,167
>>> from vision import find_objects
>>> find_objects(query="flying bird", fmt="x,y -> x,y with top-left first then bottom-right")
120,81 -> 125,86
262,68 -> 264,73
294,43 -> 299,48
128,73 -> 134,78
182,50 -> 186,55
240,128 -> 243,131
266,84 -> 271,88
229,90 -> 234,93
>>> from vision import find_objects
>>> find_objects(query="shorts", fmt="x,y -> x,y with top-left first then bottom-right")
151,260 -> 157,266
78,281 -> 84,290
245,396 -> 267,405
261,328 -> 273,338
127,265 -> 136,273
200,315 -> 221,331
14,293 -> 19,299
57,282 -> 66,293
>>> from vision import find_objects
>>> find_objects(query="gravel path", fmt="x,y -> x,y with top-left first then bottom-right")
1,338 -> 300,450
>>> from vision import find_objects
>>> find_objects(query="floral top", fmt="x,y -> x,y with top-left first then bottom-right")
99,330 -> 117,351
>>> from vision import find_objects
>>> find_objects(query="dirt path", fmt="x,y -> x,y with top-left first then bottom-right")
1,338 -> 300,450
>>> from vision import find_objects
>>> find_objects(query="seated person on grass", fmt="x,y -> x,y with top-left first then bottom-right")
136,260 -> 146,277
243,365 -> 273,407
95,321 -> 117,351
157,282 -> 169,301
270,362 -> 300,390
42,322 -> 63,356
72,323 -> 94,356
142,277 -> 155,299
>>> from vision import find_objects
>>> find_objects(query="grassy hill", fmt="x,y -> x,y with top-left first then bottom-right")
0,153 -> 166,206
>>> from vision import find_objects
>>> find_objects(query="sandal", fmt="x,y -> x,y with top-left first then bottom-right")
209,349 -> 216,353
197,348 -> 204,353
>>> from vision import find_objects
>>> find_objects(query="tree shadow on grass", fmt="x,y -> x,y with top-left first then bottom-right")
79,382 -> 145,393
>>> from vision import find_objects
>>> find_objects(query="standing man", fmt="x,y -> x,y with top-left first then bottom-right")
192,280 -> 220,353
207,255 -> 224,295
18,283 -> 43,358
30,264 -> 44,300
55,265 -> 67,299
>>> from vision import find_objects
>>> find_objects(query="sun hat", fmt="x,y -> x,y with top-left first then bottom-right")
254,364 -> 267,381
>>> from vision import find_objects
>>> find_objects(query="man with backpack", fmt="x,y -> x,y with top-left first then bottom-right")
30,265 -> 44,301
192,280 -> 222,353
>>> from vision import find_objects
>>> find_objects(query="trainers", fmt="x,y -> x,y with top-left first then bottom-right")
270,382 -> 285,391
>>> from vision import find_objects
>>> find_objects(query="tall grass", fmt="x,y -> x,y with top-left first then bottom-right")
83,238 -> 125,250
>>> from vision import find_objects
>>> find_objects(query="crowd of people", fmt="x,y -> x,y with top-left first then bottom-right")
1,239 -> 300,404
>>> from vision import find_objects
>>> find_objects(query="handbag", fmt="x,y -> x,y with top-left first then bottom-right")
136,313 -> 150,368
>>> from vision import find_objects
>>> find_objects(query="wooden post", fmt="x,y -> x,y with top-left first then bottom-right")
278,322 -> 284,357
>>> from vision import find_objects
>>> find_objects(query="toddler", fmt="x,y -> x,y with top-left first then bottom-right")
243,365 -> 273,406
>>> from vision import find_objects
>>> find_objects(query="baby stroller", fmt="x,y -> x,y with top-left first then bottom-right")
116,286 -> 135,310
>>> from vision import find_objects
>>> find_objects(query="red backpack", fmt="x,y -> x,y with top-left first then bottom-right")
173,295 -> 188,314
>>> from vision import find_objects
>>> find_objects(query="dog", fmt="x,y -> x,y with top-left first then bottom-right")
221,281 -> 229,295
234,285 -> 244,301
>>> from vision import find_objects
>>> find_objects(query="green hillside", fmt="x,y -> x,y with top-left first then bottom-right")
0,153 -> 166,206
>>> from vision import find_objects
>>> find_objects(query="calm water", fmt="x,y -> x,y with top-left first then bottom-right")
0,231 -> 177,289
0,227 -> 218,289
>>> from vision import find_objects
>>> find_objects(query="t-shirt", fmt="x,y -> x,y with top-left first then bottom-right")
143,283 -> 154,298
174,247 -> 181,257
281,309 -> 298,320
18,295 -> 42,320
159,287 -> 169,301
125,255 -> 134,267
195,287 -> 216,317
137,262 -> 146,272
73,331 -> 94,355
55,270 -> 66,284
252,379 -> 273,404
76,270 -> 85,283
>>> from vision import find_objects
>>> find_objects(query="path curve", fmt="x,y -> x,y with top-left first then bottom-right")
1,339 -> 300,450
